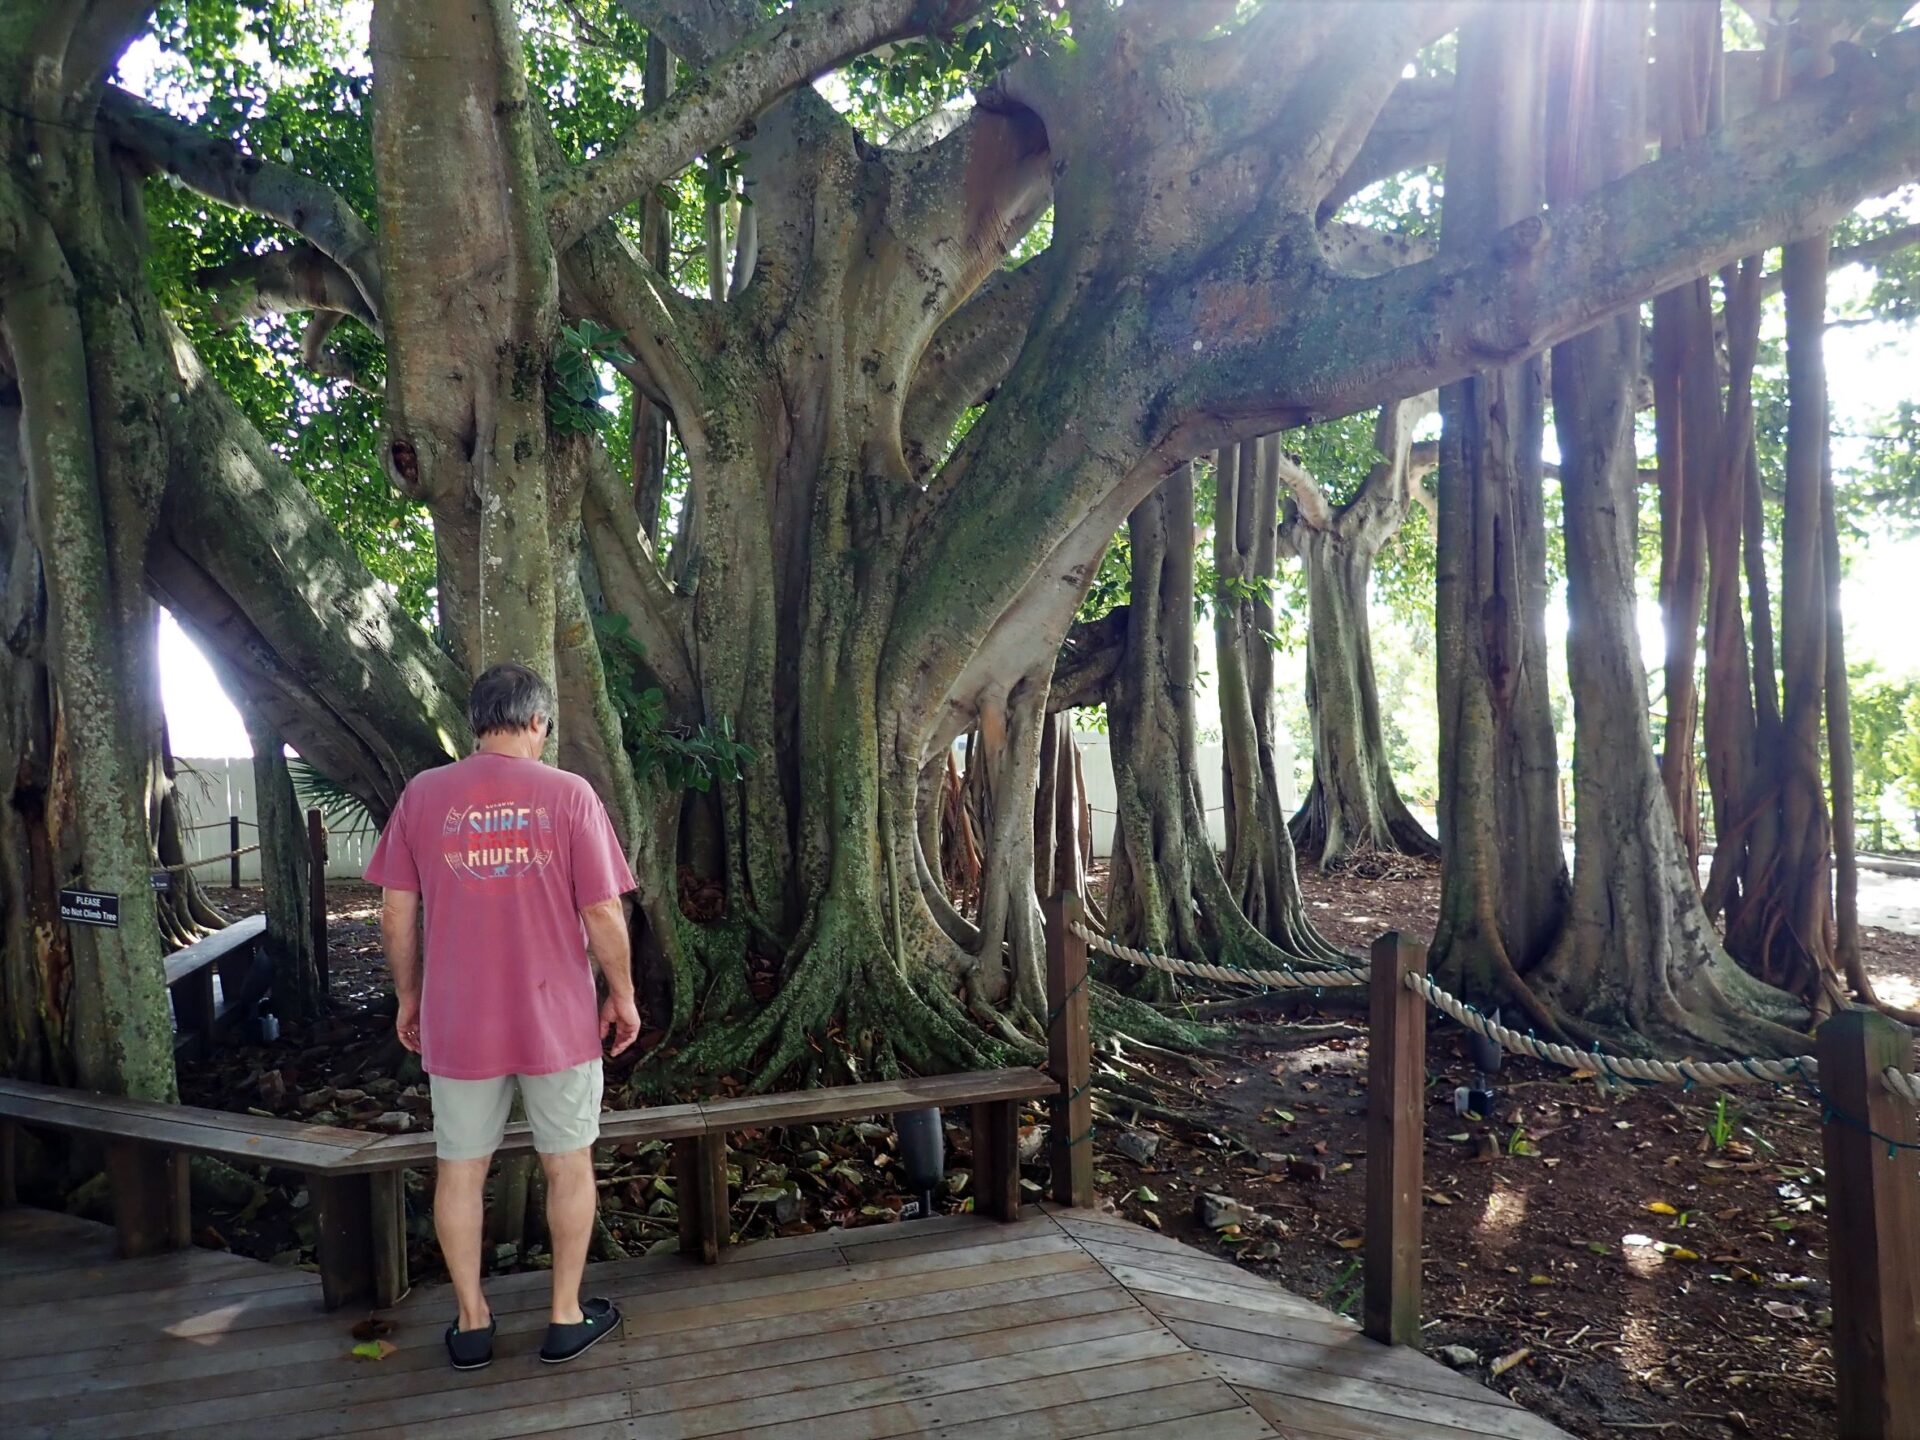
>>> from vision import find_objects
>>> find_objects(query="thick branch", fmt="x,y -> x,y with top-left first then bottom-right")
99,86 -> 381,314
150,325 -> 464,821
546,0 -> 993,249
1759,220 -> 1920,299
1048,609 -> 1127,713
1191,30 -> 1920,430
1320,75 -> 1450,218
902,255 -> 1049,477
193,245 -> 379,333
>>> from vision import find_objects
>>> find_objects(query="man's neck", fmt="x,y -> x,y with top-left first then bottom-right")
475,736 -> 542,761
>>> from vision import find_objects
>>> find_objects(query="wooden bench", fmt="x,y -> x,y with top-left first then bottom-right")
0,1065 -> 1055,1313
0,1077 -> 375,1303
163,914 -> 266,1060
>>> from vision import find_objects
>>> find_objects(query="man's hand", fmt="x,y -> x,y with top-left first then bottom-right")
396,993 -> 422,1053
599,992 -> 642,1057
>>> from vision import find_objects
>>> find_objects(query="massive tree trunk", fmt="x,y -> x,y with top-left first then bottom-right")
1104,464 -> 1341,974
0,7 -> 185,1099
1649,0 -> 1721,874
1531,0 -> 1805,1056
1214,440 -> 1306,931
1430,6 -> 1568,1012
1283,401 -> 1440,866
370,0 -> 563,685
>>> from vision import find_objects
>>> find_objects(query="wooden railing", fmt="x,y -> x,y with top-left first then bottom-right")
1359,931 -> 1920,1440
0,901 -> 1095,1313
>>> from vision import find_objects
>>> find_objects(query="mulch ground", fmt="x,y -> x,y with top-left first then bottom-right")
154,868 -> 1919,1440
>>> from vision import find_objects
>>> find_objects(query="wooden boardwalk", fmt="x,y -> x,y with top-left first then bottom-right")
0,1202 -> 1572,1440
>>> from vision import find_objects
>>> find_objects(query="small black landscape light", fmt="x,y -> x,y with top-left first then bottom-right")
894,1107 -> 944,1220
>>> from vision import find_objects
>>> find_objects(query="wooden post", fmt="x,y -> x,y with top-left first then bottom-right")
1044,892 -> 1094,1208
1,1118 -> 19,1207
674,1134 -> 728,1263
229,815 -> 242,889
173,965 -> 217,1062
1363,932 -> 1426,1347
1817,1010 -> 1920,1439
971,1100 -> 1021,1221
307,809 -> 329,998
104,1141 -> 190,1258
369,1169 -> 410,1307
310,1171 -> 376,1311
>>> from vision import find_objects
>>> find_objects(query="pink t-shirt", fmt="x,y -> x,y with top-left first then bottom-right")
364,752 -> 636,1079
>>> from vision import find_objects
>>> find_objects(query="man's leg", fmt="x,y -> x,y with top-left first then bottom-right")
428,1074 -> 514,1334
521,1060 -> 605,1326
435,1157 -> 493,1332
539,1146 -> 595,1325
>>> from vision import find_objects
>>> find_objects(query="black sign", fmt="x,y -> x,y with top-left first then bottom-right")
150,871 -> 172,892
58,889 -> 120,928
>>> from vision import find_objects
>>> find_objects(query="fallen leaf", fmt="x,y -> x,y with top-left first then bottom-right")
1135,1185 -> 1160,1204
1763,1301 -> 1808,1321
1528,1274 -> 1553,1286
1141,1210 -> 1162,1230
1335,1234 -> 1365,1250
350,1340 -> 396,1361
1424,1191 -> 1455,1207
1646,1201 -> 1679,1216
1489,1346 -> 1532,1379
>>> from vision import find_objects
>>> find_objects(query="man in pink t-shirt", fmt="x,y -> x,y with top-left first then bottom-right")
366,662 -> 640,1371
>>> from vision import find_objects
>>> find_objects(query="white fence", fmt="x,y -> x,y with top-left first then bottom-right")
172,756 -> 375,883
1071,732 -> 1296,859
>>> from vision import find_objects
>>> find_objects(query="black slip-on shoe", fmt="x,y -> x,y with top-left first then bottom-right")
539,1297 -> 622,1364
445,1315 -> 496,1371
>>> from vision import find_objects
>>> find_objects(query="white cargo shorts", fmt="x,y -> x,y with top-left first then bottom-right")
429,1059 -> 604,1161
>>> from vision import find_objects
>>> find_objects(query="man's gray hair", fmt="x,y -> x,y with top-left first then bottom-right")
468,662 -> 555,738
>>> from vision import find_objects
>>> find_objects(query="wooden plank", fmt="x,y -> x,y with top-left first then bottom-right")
919,1376 -> 1249,1440
675,1133 -> 728,1263
1236,1387 -> 1536,1440
160,914 -> 265,985
328,1101 -> 707,1173
971,1099 -> 1020,1221
0,1078 -> 373,1170
1817,1009 -> 1920,1440
1091,1257 -> 1341,1325
654,1326 -> 1190,1438
1163,1316 -> 1526,1409
0,1247 -> 321,1317
1364,930 -> 1425,1347
369,1168 -> 409,1305
1,1115 -> 16,1207
310,1170 -> 375,1311
626,1309 -> 1166,1428
21,1259 -> 1124,1424
1149,1297 -> 1515,1405
1204,1352 -> 1571,1440
701,1068 -> 1053,1132
1045,891 -> 1096,1208
104,1139 -> 189,1257
735,1353 -> 1224,1440
1086,1407 -> 1277,1439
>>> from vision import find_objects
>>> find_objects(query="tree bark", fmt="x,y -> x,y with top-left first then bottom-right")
1650,0 -> 1722,873
1284,403 -> 1440,866
1533,0 -> 1805,1056
237,702 -> 322,1024
371,0 -> 561,684
0,8 -> 180,1099
1430,6 -> 1568,1010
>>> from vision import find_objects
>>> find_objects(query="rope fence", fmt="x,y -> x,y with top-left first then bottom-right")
155,844 -> 261,873
1072,920 -> 1920,1113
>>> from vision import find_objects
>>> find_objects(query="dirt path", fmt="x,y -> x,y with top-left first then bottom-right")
1085,858 -> 1919,1440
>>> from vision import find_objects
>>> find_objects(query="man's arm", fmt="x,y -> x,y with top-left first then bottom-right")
582,897 -> 640,1057
380,887 -> 423,1052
